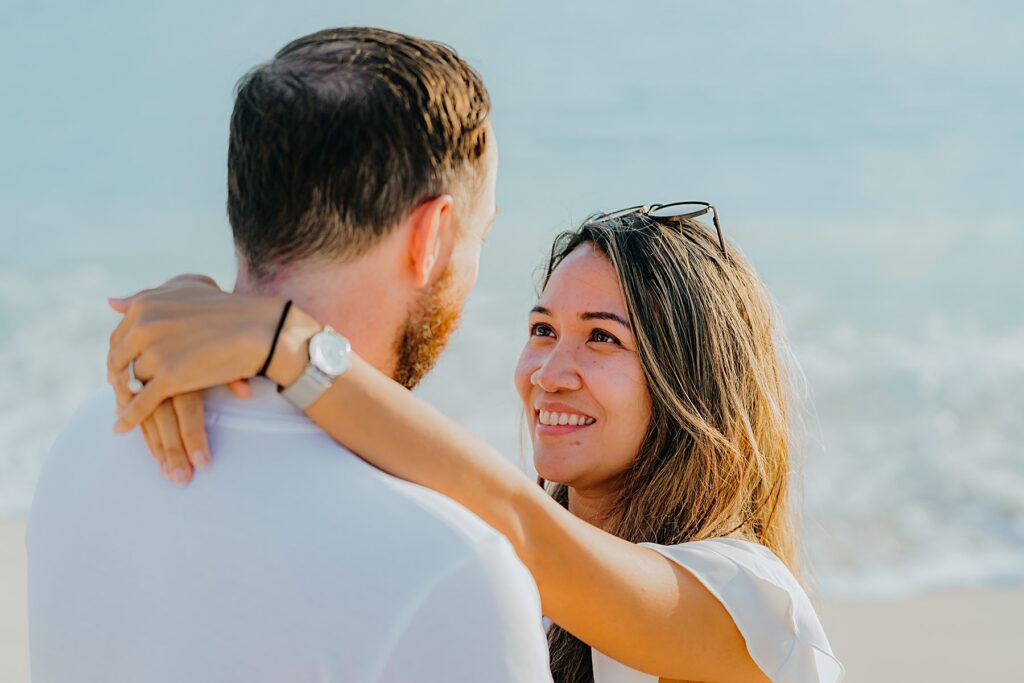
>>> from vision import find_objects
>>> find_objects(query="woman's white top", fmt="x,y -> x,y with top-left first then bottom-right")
568,537 -> 844,683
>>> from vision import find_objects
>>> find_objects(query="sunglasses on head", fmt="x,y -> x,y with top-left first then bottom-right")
590,201 -> 726,257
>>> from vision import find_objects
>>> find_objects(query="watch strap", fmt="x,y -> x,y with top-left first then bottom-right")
278,364 -> 333,411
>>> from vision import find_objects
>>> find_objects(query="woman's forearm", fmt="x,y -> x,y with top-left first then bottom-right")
263,308 -> 589,599
265,313 -> 538,553
264,310 -> 766,681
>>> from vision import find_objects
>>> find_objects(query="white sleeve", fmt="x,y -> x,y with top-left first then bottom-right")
377,537 -> 552,683
641,538 -> 844,683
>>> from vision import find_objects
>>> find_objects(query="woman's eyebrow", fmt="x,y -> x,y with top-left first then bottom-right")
531,306 -> 631,330
580,311 -> 631,330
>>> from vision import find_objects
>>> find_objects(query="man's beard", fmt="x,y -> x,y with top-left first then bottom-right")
393,265 -> 465,390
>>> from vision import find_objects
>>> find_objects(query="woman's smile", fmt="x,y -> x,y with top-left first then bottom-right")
534,401 -> 598,436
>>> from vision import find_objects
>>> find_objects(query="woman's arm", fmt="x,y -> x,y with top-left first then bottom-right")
109,284 -> 769,682
273,333 -> 767,682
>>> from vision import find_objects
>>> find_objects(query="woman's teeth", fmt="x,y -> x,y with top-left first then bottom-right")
538,411 -> 596,427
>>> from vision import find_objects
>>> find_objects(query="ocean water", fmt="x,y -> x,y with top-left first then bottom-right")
2,0 -> 1022,598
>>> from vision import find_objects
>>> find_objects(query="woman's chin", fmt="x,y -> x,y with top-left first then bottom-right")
533,452 -> 584,487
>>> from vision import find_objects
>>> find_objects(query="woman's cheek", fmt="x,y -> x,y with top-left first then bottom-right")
599,359 -> 653,467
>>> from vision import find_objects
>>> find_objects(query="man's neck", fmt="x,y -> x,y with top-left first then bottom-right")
234,255 -> 410,378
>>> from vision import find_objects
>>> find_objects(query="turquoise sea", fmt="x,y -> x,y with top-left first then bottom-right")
2,0 -> 1022,597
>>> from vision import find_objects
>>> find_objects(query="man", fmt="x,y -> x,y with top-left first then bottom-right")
27,27 -> 551,682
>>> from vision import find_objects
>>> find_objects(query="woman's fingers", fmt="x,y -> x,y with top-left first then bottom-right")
153,401 -> 193,486
228,379 -> 252,399
106,285 -> 283,407
107,297 -> 130,314
111,364 -> 212,479
114,371 -> 171,433
107,277 -> 218,361
110,355 -> 167,433
172,392 -> 211,470
110,365 -> 136,410
107,287 -> 154,315
107,275 -> 214,314
140,417 -> 164,461
107,311 -> 149,377
105,278 -> 292,438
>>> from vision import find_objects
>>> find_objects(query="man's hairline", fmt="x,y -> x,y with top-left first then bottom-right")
238,156 -> 492,287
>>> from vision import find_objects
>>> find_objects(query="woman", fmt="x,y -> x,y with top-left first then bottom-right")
107,206 -> 842,683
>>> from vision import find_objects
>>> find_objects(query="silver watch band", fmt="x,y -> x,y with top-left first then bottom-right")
279,365 -> 333,411
278,325 -> 351,411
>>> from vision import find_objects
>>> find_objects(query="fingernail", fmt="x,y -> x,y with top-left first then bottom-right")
113,420 -> 129,434
171,468 -> 190,486
193,450 -> 210,468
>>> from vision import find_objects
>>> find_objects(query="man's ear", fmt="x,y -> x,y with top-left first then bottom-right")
406,194 -> 455,287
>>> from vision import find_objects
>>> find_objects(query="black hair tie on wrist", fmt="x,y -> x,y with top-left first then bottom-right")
257,299 -> 293,378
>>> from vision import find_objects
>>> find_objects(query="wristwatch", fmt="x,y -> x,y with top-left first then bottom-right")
279,325 -> 352,411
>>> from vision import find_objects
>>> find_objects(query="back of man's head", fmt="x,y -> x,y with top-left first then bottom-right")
228,27 -> 491,283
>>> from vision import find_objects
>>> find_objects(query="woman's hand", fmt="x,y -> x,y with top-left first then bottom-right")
106,274 -> 286,483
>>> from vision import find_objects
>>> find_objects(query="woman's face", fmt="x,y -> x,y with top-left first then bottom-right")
514,243 -> 653,492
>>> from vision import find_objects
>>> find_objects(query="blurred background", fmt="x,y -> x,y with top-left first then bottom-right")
2,1 -> 1022,680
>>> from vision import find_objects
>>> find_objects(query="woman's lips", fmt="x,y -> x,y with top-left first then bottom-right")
534,409 -> 597,436
535,422 -> 594,436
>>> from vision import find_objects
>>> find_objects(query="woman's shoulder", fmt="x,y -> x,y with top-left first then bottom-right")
639,537 -> 844,683
645,537 -> 797,587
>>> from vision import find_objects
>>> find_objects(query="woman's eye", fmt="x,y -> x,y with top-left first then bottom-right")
590,329 -> 620,345
530,323 -> 555,338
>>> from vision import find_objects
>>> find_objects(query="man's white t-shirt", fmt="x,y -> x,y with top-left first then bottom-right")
27,382 -> 552,682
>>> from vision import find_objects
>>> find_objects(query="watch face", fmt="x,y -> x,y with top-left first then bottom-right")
309,327 -> 352,377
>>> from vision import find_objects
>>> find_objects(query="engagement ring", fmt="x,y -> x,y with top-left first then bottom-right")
127,359 -> 144,395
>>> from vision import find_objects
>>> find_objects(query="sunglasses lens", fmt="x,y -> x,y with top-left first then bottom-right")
648,203 -> 710,220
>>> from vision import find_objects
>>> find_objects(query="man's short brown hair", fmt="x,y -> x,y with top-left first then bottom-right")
228,27 -> 491,282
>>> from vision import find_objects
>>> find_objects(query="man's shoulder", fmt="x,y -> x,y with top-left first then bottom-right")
36,388 -> 119,471
372,470 -> 509,550
64,387 -> 118,430
32,387 -> 524,583
329,455 -> 528,584
28,388 -> 131,542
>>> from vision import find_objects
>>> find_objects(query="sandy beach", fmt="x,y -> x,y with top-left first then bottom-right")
820,587 -> 1023,681
1,522 -> 30,683
1,518 -> 1020,682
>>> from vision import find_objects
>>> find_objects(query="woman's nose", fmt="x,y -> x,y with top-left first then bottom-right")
530,345 -> 583,393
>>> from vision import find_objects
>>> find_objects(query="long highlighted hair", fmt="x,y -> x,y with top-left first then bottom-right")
541,213 -> 798,682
